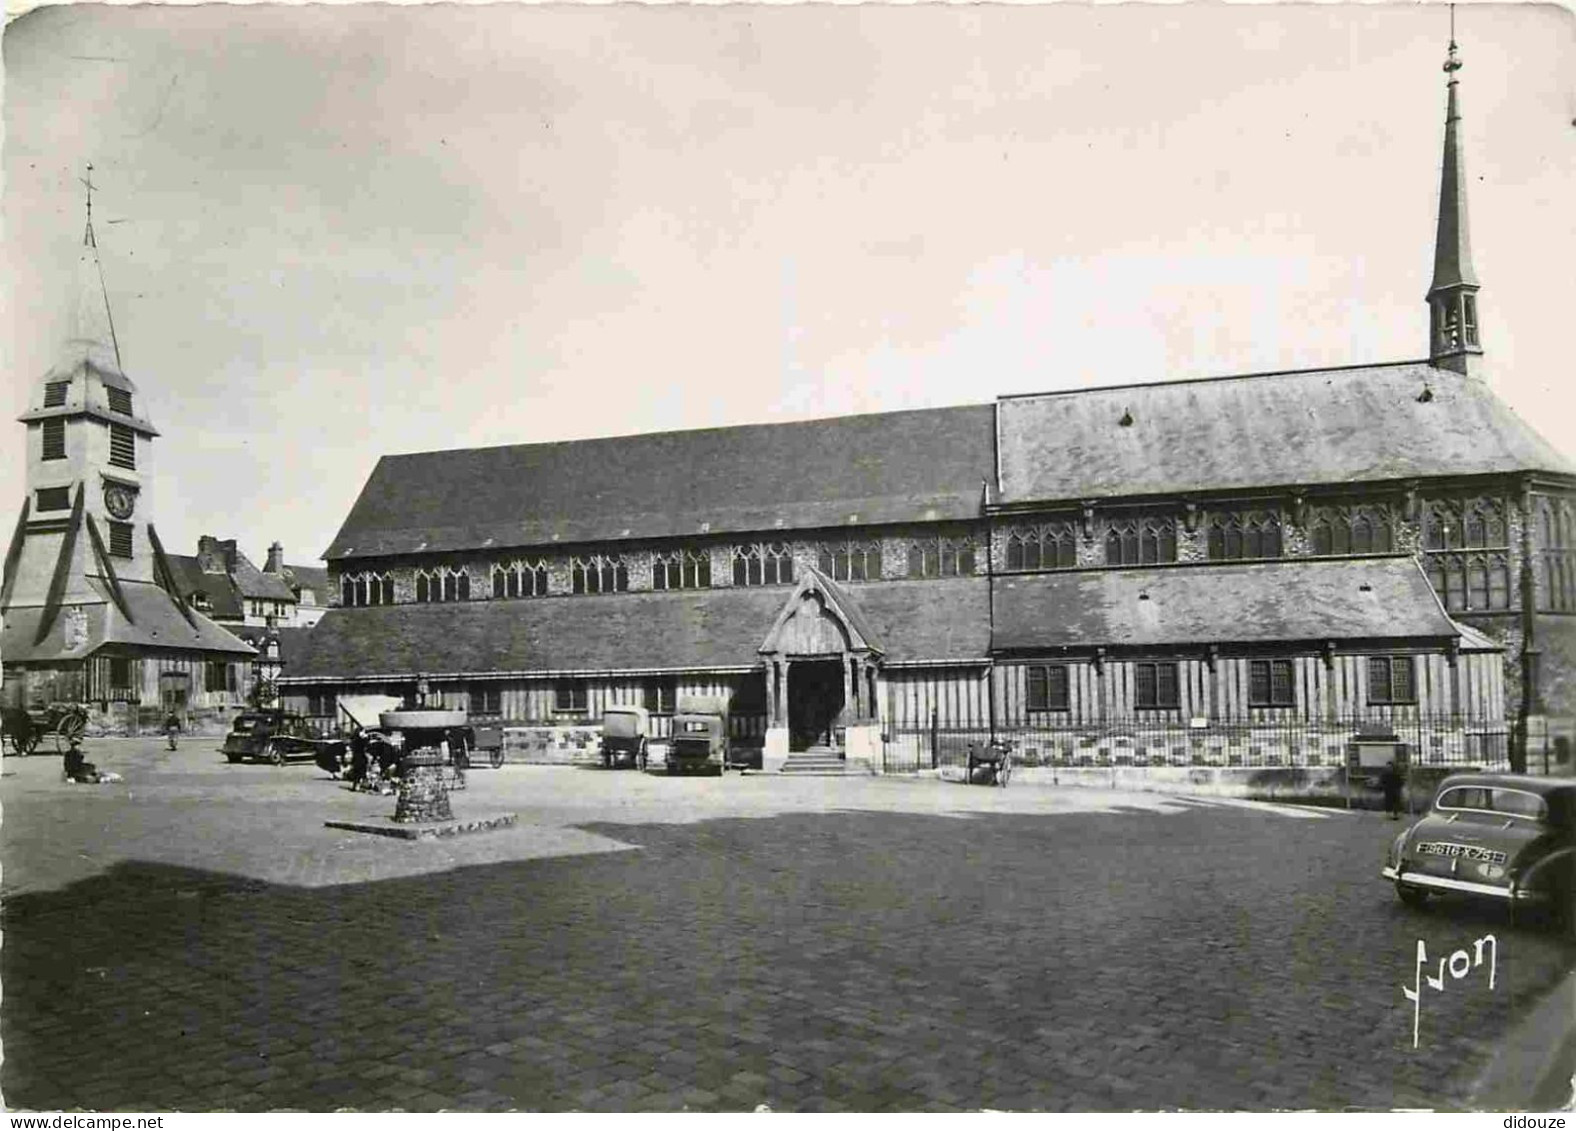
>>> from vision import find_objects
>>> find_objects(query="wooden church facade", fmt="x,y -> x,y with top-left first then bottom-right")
276,41 -> 1573,773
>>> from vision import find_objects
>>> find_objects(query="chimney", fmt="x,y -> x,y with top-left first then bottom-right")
197,535 -> 226,574
265,541 -> 284,574
220,539 -> 238,573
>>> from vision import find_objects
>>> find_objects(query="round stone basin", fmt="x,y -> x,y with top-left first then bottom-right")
379,710 -> 468,730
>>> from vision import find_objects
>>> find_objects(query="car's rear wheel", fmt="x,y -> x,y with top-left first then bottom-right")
1396,882 -> 1429,909
226,752 -> 243,764
268,742 -> 287,766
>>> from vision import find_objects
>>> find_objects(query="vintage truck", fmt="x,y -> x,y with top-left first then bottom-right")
666,696 -> 728,775
663,695 -> 760,774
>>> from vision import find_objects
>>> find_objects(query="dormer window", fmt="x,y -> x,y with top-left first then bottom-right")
44,381 -> 69,408
106,386 -> 133,416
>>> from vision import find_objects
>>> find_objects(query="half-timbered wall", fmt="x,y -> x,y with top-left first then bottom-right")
285,672 -> 770,741
882,666 -> 992,728
992,650 -> 1503,727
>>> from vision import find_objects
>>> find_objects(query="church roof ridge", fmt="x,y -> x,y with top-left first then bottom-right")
997,359 -> 1435,403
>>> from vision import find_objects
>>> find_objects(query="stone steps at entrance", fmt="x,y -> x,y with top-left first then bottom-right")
780,747 -> 849,775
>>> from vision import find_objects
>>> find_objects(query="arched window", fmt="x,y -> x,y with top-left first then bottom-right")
732,543 -> 793,586
1311,518 -> 1333,556
654,548 -> 711,590
415,572 -> 433,603
1467,556 -> 1489,610
1444,558 -> 1466,611
1487,554 -> 1510,609
342,576 -> 354,607
1216,516 -> 1279,563
1424,503 -> 1456,551
572,554 -> 628,594
908,535 -> 976,578
1005,523 -> 1075,571
1139,519 -> 1174,565
817,540 -> 881,582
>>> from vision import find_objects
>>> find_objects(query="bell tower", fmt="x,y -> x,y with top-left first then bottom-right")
10,166 -> 161,605
1426,24 -> 1485,379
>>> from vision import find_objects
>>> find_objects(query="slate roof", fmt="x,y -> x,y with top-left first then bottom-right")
991,557 -> 1472,651
165,554 -> 244,620
996,362 -> 1576,504
283,564 -> 330,601
229,624 -> 315,669
325,405 -> 996,560
2,580 -> 255,663
229,552 -> 295,602
281,576 -> 991,682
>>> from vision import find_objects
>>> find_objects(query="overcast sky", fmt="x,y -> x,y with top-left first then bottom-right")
4,2 -> 1574,570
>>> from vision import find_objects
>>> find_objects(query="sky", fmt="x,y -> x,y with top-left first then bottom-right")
3,2 -> 1574,570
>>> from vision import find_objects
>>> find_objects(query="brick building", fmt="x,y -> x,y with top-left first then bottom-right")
281,40 -> 1573,776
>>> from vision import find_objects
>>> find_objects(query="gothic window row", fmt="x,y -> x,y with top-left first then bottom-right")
341,571 -> 394,607
1206,511 -> 1283,561
908,535 -> 977,579
818,540 -> 882,583
733,542 -> 794,587
1422,497 -> 1509,551
572,554 -> 629,595
1538,497 -> 1576,612
654,547 -> 711,591
416,567 -> 471,603
1105,517 -> 1176,566
1005,521 -> 1077,571
1426,552 -> 1512,613
492,560 -> 549,599
1309,505 -> 1394,556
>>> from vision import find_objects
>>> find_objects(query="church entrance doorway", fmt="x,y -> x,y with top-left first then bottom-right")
788,659 -> 844,752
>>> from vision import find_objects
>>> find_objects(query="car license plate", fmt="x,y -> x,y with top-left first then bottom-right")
1415,842 -> 1507,864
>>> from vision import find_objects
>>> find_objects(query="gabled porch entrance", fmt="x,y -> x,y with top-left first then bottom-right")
757,567 -> 883,769
787,658 -> 843,752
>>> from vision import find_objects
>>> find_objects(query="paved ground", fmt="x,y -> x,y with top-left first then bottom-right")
2,738 -> 1572,1112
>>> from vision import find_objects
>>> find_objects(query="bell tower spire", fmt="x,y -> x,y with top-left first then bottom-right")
1427,10 -> 1484,378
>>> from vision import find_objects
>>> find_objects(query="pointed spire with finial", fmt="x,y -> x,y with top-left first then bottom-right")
1427,6 -> 1485,378
71,163 -> 123,373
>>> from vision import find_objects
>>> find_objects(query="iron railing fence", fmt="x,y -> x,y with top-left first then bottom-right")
880,712 -> 1512,775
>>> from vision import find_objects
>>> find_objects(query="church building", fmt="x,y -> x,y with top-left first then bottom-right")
1,181 -> 254,731
281,39 -> 1573,776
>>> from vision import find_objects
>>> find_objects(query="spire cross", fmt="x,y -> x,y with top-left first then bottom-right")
1444,5 -> 1462,74
80,163 -> 97,248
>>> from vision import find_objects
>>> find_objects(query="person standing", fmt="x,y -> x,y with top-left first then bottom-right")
1379,760 -> 1405,819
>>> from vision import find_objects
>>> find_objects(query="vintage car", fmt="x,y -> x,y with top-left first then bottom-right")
667,696 -> 730,775
223,709 -> 347,766
600,705 -> 651,770
1382,773 -> 1575,930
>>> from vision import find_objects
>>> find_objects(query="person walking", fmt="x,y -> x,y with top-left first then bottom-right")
163,708 -> 181,751
1379,759 -> 1405,819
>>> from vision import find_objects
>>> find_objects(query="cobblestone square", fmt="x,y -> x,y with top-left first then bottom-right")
2,739 -> 1571,1111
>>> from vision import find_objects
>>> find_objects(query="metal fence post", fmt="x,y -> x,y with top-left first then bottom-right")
930,708 -> 938,771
